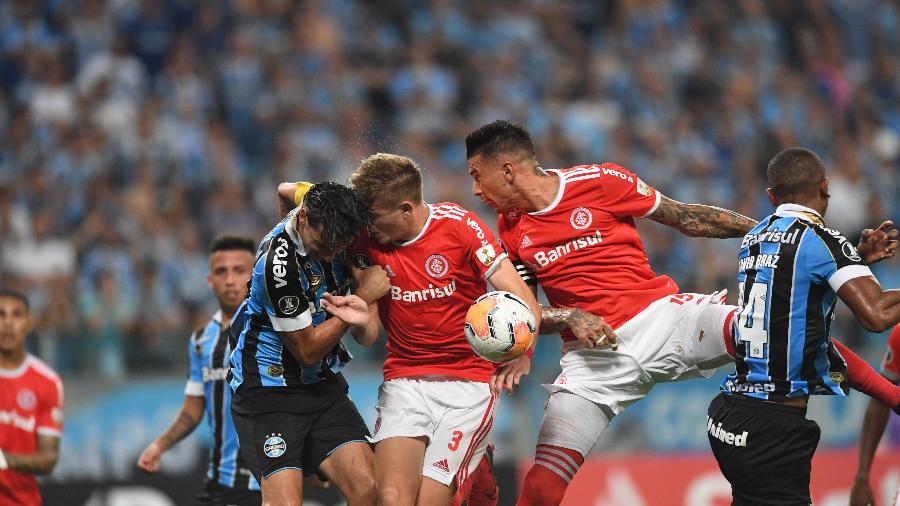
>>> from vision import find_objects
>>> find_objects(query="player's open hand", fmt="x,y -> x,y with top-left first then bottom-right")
352,265 -> 390,303
568,308 -> 618,350
137,442 -> 162,473
322,293 -> 370,326
849,475 -> 875,506
857,220 -> 899,265
490,354 -> 531,396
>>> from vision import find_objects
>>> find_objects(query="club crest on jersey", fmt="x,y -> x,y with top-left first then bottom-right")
569,207 -> 592,230
17,389 -> 36,411
267,365 -> 284,377
476,244 -> 497,267
425,254 -> 449,279
279,295 -> 301,315
264,433 -> 287,458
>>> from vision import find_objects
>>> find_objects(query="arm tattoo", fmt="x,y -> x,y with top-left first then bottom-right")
160,410 -> 201,448
540,306 -> 572,334
6,437 -> 60,475
650,195 -> 757,238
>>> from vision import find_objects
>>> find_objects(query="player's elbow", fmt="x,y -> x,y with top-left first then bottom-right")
856,311 -> 891,333
299,349 -> 327,364
36,455 -> 59,475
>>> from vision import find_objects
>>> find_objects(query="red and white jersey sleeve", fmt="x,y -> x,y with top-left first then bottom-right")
352,203 -> 504,382
0,355 -> 64,506
882,324 -> 900,383
498,163 -> 678,339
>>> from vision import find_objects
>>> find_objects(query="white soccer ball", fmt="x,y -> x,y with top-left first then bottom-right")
464,291 -> 536,363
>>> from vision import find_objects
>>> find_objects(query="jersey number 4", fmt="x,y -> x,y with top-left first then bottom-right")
737,280 -> 769,358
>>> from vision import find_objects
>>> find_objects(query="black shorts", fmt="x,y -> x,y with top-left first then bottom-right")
707,393 -> 821,506
194,480 -> 261,506
232,393 -> 371,482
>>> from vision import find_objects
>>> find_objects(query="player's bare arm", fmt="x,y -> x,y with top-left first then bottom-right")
850,394 -> 892,506
281,302 -> 368,364
138,395 -> 204,473
540,306 -> 618,350
487,258 -> 541,396
856,220 -> 899,265
3,435 -> 60,475
346,265 -> 388,345
837,277 -> 900,333
649,194 -> 757,238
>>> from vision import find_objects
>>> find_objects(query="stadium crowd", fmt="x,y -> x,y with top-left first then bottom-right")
0,0 -> 898,381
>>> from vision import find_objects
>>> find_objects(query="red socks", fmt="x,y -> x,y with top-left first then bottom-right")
516,445 -> 584,506
833,338 -> 900,412
453,450 -> 499,506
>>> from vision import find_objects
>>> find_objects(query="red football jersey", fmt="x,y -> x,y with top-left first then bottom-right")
498,163 -> 678,340
0,355 -> 63,506
351,203 -> 506,382
882,324 -> 900,383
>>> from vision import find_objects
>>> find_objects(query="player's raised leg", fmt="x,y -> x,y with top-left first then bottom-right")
518,392 -> 613,506
318,441 -> 376,506
375,436 -> 428,506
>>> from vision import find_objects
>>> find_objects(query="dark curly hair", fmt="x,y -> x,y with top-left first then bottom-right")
302,181 -> 370,249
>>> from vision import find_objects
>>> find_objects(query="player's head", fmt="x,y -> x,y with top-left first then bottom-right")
349,153 -> 424,244
766,147 -> 829,213
465,120 -> 539,213
297,182 -> 370,261
0,289 -> 31,355
208,235 -> 256,315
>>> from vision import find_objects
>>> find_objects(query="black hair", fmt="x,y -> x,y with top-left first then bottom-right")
209,235 -> 256,255
465,120 -> 536,160
303,181 -> 370,249
766,147 -> 826,201
0,288 -> 29,311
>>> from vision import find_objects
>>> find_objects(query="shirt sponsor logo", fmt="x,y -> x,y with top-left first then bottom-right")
601,167 -> 634,183
532,230 -> 603,268
17,388 -> 36,411
264,434 -> 287,458
391,279 -> 457,303
272,237 -> 291,289
706,416 -> 748,447
738,254 -> 781,271
279,295 -> 301,315
465,217 -> 490,247
0,409 -> 35,432
740,228 -> 801,249
425,254 -> 449,279
202,366 -> 229,382
722,378 -> 776,394
569,207 -> 593,230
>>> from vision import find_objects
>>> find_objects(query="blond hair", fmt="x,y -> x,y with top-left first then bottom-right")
349,153 -> 423,208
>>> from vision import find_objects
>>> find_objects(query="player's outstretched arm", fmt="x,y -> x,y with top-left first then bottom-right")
648,194 -> 757,239
2,434 -> 60,475
837,277 -> 900,333
850,395 -> 892,506
138,395 -> 204,473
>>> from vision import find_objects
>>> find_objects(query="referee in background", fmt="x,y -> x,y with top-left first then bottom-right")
708,147 -> 900,505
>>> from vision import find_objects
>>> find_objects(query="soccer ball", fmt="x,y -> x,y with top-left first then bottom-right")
464,291 -> 536,363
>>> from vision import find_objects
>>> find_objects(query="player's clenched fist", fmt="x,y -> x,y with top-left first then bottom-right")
137,441 -> 163,473
351,265 -> 390,303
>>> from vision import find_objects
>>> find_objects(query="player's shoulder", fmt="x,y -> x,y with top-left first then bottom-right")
25,355 -> 63,389
804,222 -> 861,260
557,162 -> 636,182
431,202 -> 470,222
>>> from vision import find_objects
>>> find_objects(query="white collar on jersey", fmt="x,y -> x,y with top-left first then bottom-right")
0,354 -> 32,378
528,169 -> 565,215
212,310 -> 223,325
395,203 -> 433,247
284,208 -> 308,255
775,203 -> 825,225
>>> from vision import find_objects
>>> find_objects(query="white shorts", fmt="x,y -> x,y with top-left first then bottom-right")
371,377 -> 497,486
545,291 -> 736,416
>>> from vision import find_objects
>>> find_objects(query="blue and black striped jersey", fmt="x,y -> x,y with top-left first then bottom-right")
229,208 -> 353,411
722,203 -> 873,400
186,312 -> 259,490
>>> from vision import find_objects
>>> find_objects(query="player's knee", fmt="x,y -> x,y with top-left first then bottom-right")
345,473 -> 376,505
262,494 -> 302,506
376,482 -> 409,506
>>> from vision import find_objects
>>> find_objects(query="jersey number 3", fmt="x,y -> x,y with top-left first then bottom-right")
738,280 -> 769,358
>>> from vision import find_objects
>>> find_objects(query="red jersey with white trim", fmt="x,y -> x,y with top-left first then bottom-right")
498,163 -> 678,340
0,355 -> 64,506
350,203 -> 506,382
881,324 -> 900,383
